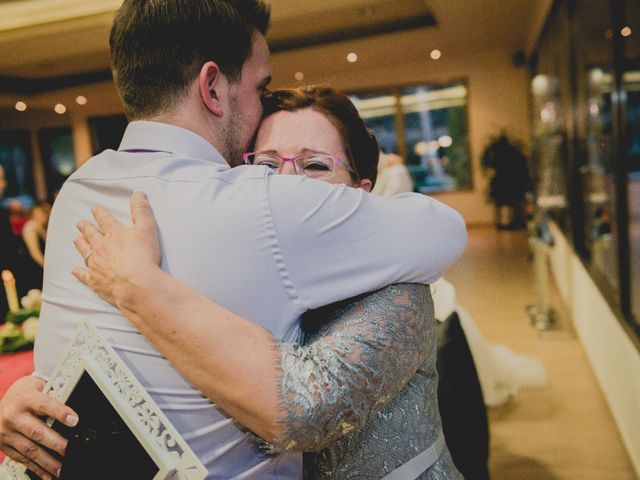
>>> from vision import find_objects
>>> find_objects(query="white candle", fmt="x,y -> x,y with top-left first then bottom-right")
2,270 -> 20,313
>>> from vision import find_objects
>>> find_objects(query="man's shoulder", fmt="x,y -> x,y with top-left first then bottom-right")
66,151 -> 269,185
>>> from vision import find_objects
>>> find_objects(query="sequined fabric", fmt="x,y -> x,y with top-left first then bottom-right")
268,284 -> 462,479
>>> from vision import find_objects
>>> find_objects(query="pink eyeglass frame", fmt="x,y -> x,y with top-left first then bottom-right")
243,152 -> 355,174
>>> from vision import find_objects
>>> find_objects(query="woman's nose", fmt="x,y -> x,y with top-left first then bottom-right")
279,162 -> 298,176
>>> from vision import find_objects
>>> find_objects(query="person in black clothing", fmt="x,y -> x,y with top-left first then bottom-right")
482,134 -> 532,230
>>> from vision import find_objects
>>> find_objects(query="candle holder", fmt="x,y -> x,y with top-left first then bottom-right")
2,270 -> 20,313
5,308 -> 39,325
0,289 -> 41,354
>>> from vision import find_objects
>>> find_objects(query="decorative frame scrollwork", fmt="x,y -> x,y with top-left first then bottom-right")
0,320 -> 208,480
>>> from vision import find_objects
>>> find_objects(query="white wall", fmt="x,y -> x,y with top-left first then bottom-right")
548,222 -> 572,305
548,222 -> 640,475
526,0 -> 555,53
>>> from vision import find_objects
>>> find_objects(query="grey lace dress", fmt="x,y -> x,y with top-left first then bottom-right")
264,283 -> 462,479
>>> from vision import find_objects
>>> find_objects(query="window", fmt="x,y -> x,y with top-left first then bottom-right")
623,0 -> 640,325
351,80 -> 471,193
530,5 -> 571,228
0,130 -> 34,208
401,84 -> 470,193
89,114 -> 128,154
533,0 -> 640,337
578,0 -> 619,292
350,93 -> 398,155
38,127 -> 75,198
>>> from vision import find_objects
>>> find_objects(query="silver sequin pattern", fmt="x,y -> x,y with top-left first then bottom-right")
266,284 -> 462,479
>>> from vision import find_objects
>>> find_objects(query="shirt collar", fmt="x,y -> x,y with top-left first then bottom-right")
118,120 -> 228,167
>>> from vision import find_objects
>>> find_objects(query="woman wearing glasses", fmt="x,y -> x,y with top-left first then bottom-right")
18,87 -> 462,479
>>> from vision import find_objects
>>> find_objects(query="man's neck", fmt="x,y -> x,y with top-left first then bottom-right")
142,110 -> 229,165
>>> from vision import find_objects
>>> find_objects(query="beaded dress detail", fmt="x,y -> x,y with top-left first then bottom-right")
265,284 -> 461,479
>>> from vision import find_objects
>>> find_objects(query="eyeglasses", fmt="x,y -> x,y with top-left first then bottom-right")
243,152 -> 354,180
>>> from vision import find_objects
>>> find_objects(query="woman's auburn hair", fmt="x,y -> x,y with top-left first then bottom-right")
261,85 -> 379,187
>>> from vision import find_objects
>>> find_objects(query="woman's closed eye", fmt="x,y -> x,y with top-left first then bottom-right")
300,158 -> 332,171
255,159 -> 281,169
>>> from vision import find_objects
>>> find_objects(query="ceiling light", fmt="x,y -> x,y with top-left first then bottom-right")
430,50 -> 442,60
347,52 -> 358,63
15,101 -> 27,112
75,95 -> 87,105
54,103 -> 67,115
621,27 -> 632,37
294,71 -> 305,81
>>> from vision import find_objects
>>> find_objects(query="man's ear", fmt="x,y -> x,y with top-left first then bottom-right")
198,61 -> 227,117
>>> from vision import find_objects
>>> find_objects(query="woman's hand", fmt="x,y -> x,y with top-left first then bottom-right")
72,191 -> 161,306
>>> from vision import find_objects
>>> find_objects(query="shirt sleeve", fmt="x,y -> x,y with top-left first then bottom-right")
266,173 -> 467,310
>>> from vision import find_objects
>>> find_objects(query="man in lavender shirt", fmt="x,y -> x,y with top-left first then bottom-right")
0,1 -> 466,479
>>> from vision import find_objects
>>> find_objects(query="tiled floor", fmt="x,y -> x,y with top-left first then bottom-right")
445,226 -> 637,480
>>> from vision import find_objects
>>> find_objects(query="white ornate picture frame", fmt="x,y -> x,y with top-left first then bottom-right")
0,320 -> 208,480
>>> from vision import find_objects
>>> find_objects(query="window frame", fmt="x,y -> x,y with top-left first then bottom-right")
349,78 -> 474,194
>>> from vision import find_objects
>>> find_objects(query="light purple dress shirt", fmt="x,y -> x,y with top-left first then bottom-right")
34,121 -> 467,479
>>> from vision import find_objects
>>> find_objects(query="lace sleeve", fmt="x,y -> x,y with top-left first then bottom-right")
261,283 -> 433,453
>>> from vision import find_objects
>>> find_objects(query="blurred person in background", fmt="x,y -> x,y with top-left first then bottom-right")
7,200 -> 29,236
18,202 -> 51,292
372,152 -> 414,196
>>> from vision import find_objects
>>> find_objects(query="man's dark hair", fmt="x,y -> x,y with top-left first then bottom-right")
110,0 -> 270,119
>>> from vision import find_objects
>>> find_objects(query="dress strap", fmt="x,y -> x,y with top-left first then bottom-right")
381,430 -> 446,480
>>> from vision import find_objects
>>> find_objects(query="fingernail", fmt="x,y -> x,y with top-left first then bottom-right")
65,414 -> 78,427
56,467 -> 61,477
133,190 -> 146,202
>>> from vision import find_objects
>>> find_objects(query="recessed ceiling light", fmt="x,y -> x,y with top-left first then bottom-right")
430,49 -> 442,60
54,103 -> 67,114
75,95 -> 87,105
347,52 -> 358,63
294,71 -> 305,81
621,26 -> 632,37
15,101 -> 27,112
